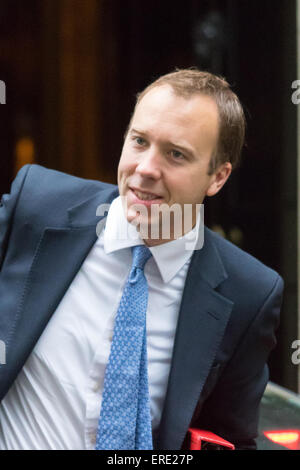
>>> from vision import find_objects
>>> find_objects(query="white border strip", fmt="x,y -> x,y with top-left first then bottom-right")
297,0 -> 300,393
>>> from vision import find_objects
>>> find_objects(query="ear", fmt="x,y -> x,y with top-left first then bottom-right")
206,162 -> 232,197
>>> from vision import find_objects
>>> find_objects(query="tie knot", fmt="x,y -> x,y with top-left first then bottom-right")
131,245 -> 152,271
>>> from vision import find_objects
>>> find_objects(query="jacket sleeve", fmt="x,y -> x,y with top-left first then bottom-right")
193,274 -> 284,450
0,164 -> 31,269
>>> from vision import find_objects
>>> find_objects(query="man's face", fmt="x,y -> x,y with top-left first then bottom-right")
118,85 -> 231,245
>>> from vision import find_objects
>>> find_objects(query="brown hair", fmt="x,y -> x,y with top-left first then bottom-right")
134,68 -> 246,174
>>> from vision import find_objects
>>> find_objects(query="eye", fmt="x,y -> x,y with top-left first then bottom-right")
170,149 -> 185,160
133,136 -> 147,146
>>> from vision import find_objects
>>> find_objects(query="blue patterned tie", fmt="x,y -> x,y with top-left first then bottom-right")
95,245 -> 153,450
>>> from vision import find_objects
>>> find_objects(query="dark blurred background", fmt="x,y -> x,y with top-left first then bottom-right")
0,0 -> 298,392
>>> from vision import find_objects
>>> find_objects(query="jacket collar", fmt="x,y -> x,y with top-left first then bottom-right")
189,227 -> 228,288
67,186 -> 119,228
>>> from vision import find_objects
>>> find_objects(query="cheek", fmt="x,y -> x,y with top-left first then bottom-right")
169,174 -> 207,205
118,150 -> 136,176
166,173 -> 190,196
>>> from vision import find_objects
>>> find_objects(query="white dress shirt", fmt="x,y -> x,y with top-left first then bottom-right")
0,196 -> 200,449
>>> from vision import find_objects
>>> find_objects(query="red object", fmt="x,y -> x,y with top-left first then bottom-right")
188,428 -> 235,450
263,429 -> 300,450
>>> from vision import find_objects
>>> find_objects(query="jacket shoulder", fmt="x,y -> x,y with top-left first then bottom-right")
207,227 -> 282,292
12,164 -> 117,226
20,164 -> 115,195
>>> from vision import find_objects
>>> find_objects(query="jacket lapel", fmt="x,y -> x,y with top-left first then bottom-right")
0,186 -> 119,399
156,228 -> 234,450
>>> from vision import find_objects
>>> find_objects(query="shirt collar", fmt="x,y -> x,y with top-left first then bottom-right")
103,196 -> 200,283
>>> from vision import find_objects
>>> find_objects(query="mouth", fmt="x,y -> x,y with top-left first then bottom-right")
129,187 -> 164,206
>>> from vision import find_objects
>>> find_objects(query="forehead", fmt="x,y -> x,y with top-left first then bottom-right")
131,85 -> 219,146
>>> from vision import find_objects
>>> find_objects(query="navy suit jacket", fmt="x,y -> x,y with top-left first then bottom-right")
0,164 -> 283,450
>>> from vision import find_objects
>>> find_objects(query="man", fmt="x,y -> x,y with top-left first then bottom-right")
0,69 -> 283,450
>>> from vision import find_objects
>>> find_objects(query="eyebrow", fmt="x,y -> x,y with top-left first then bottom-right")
129,128 -> 147,137
129,128 -> 196,159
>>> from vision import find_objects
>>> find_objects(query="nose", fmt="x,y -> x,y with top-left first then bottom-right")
135,148 -> 162,180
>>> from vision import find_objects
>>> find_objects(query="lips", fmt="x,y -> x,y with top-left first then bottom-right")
130,187 -> 162,200
128,187 -> 164,207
